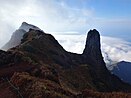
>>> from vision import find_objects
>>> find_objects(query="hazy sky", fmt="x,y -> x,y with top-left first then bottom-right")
0,0 -> 131,42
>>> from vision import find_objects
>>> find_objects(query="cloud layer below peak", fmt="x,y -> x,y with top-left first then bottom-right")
53,34 -> 131,69
0,0 -> 130,48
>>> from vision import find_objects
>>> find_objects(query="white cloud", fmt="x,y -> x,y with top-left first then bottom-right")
53,34 -> 131,68
0,0 -> 94,31
54,34 -> 86,53
0,0 -> 94,48
0,0 -> 131,67
101,36 -> 131,64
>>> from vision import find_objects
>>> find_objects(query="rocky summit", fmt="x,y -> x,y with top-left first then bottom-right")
0,23 -> 131,98
2,22 -> 41,50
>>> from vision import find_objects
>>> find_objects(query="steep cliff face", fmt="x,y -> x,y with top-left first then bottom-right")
83,29 -> 104,65
0,23 -> 131,98
2,22 -> 41,50
81,30 -> 108,88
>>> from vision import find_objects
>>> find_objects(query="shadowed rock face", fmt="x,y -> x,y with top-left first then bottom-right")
112,61 -> 131,84
82,29 -> 108,83
83,29 -> 104,65
0,23 -> 131,98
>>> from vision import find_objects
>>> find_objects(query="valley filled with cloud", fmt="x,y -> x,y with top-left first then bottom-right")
54,34 -> 131,69
0,0 -> 130,68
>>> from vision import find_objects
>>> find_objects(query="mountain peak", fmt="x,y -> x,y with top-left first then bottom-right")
2,22 -> 42,50
89,29 -> 99,34
19,22 -> 41,32
0,26 -> 131,97
82,29 -> 108,80
85,29 -> 100,48
22,22 -> 28,25
83,29 -> 103,65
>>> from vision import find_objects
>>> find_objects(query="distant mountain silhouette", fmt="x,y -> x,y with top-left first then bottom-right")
0,22 -> 131,98
112,61 -> 131,84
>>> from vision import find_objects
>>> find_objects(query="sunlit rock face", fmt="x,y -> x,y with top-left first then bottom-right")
2,22 -> 41,50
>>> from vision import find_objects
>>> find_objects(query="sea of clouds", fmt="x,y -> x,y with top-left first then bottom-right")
0,0 -> 130,70
53,34 -> 131,69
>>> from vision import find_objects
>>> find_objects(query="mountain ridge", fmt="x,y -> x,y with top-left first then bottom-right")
0,22 -> 131,98
1,22 -> 41,50
111,61 -> 131,84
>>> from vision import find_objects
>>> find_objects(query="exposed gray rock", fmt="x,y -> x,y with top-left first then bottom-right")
2,22 -> 41,50
19,22 -> 41,32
